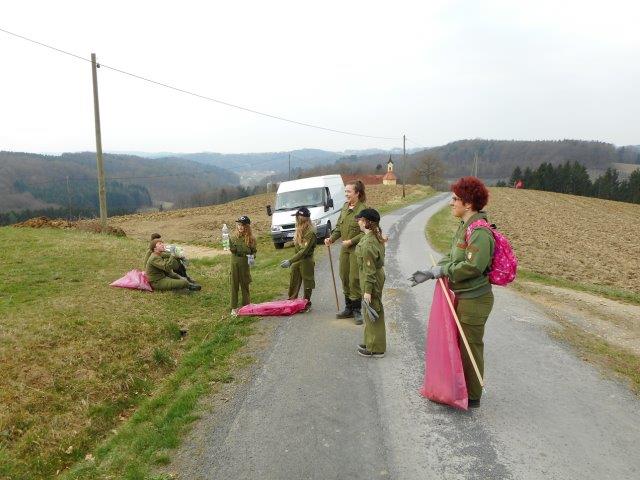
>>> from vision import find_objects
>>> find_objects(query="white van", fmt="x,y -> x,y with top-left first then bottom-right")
266,175 -> 346,249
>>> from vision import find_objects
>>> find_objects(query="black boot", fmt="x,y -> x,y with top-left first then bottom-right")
336,296 -> 354,319
352,299 -> 363,325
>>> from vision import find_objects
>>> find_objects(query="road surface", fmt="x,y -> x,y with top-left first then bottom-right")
170,194 -> 640,480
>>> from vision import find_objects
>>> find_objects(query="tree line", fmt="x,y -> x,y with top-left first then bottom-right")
500,161 -> 640,204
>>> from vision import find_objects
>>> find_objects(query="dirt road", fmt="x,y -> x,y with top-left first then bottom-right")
168,194 -> 639,480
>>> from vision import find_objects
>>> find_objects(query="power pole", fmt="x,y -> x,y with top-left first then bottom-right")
402,134 -> 406,198
91,53 -> 107,227
288,153 -> 291,180
66,175 -> 72,220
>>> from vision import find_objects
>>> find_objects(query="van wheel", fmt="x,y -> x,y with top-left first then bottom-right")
274,242 -> 284,250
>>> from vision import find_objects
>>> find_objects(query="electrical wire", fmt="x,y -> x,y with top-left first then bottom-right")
0,26 -> 400,141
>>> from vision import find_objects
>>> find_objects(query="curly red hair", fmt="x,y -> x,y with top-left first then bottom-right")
451,176 -> 489,211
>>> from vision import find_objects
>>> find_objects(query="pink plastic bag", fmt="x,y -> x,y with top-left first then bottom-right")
419,280 -> 468,410
235,298 -> 309,316
110,269 -> 153,292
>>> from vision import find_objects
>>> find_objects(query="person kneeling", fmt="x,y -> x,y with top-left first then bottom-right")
146,239 -> 201,291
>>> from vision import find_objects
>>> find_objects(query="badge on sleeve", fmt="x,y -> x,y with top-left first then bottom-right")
467,251 -> 474,261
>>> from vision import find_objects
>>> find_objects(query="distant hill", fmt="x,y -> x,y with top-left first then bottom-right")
0,151 -> 240,213
112,148 -> 420,173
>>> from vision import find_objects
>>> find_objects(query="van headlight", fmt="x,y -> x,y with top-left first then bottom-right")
271,225 -> 282,232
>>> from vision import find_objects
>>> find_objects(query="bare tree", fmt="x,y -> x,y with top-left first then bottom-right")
412,153 -> 445,188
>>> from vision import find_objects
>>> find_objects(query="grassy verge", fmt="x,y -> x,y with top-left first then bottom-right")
374,185 -> 436,215
550,317 -> 640,395
0,228 -> 291,480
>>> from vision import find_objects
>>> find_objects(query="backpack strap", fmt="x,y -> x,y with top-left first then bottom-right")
465,219 -> 492,244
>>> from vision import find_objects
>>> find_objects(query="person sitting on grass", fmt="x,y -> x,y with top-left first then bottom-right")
143,233 -> 196,283
146,238 -> 201,291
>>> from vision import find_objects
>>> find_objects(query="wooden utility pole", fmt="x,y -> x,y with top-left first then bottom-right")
66,175 -> 72,220
402,134 -> 406,198
288,153 -> 291,180
91,53 -> 107,227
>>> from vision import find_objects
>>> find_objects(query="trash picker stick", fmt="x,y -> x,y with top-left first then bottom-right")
327,244 -> 340,312
430,253 -> 484,387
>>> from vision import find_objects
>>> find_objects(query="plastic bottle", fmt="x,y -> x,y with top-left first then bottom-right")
221,223 -> 230,251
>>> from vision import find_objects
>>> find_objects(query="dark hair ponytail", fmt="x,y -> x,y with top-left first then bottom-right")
348,180 -> 366,203
364,219 -> 386,244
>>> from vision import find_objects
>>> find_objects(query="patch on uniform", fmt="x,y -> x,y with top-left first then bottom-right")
456,242 -> 468,249
467,251 -> 474,261
466,244 -> 479,253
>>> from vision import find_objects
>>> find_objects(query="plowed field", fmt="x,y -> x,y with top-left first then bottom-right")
109,184 -> 433,245
487,188 -> 640,295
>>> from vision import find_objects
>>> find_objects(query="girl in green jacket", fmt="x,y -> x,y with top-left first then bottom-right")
409,176 -> 495,408
280,207 -> 316,312
230,216 -> 257,313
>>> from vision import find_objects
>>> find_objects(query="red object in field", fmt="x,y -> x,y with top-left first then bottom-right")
110,269 -> 153,291
419,280 -> 468,410
514,179 -> 524,189
235,298 -> 309,316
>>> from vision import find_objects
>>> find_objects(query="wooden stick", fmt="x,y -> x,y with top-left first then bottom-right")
327,244 -> 340,311
430,254 -> 484,387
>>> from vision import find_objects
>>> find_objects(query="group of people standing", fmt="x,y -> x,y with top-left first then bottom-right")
143,176 -> 496,407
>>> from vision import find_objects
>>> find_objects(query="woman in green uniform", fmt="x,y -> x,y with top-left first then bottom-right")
230,215 -> 257,313
409,176 -> 495,408
143,233 -> 195,283
146,239 -> 201,291
354,208 -> 386,358
280,207 -> 316,312
324,180 -> 367,324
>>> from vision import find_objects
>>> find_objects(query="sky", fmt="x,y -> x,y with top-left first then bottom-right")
0,0 -> 638,154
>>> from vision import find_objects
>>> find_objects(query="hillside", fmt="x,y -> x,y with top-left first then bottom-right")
0,151 -> 240,213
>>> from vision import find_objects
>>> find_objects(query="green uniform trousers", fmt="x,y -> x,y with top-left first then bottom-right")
230,258 -> 251,308
363,297 -> 385,353
339,247 -> 361,301
288,259 -> 315,300
456,291 -> 494,401
151,277 -> 189,291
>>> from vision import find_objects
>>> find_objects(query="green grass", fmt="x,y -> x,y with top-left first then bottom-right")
425,203 -> 457,253
0,227 -> 291,480
550,318 -> 640,395
375,185 -> 436,215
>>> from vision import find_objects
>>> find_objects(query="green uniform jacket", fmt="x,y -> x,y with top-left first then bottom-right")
229,236 -> 257,277
438,212 -> 495,298
329,200 -> 367,249
146,253 -> 182,283
289,228 -> 316,280
143,250 -> 171,270
355,233 -> 385,298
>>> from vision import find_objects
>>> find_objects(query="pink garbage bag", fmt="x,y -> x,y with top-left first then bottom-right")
110,269 -> 153,292
419,280 -> 468,410
235,298 -> 308,316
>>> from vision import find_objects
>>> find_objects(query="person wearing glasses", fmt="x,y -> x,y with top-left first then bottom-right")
409,176 -> 495,408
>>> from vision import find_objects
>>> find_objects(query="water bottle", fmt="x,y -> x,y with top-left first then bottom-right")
221,223 -> 230,251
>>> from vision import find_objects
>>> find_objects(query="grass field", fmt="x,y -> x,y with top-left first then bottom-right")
1,184 -> 435,480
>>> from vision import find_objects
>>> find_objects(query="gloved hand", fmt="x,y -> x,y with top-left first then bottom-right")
247,254 -> 255,267
280,259 -> 291,268
408,266 -> 444,287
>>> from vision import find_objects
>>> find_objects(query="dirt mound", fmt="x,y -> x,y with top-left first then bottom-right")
12,216 -> 126,237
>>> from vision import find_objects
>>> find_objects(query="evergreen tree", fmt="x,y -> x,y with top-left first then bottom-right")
509,166 -> 523,186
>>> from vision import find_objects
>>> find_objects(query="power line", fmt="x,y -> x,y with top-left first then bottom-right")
0,26 -> 399,141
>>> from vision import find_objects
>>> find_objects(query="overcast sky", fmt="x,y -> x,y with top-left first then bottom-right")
1,0 -> 638,154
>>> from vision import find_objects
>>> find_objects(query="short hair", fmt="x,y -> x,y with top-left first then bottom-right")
451,176 -> 489,211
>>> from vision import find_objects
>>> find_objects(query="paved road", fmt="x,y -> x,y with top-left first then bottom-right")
172,194 -> 640,480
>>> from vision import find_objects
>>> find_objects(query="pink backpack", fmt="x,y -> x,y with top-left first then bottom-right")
465,219 -> 518,286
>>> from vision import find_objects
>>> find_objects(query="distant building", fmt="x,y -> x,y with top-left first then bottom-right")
383,158 -> 397,185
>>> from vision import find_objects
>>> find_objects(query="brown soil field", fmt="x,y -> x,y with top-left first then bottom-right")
486,188 -> 640,295
109,184 -> 432,246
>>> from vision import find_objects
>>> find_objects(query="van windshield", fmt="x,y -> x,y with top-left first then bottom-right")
275,188 -> 324,211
